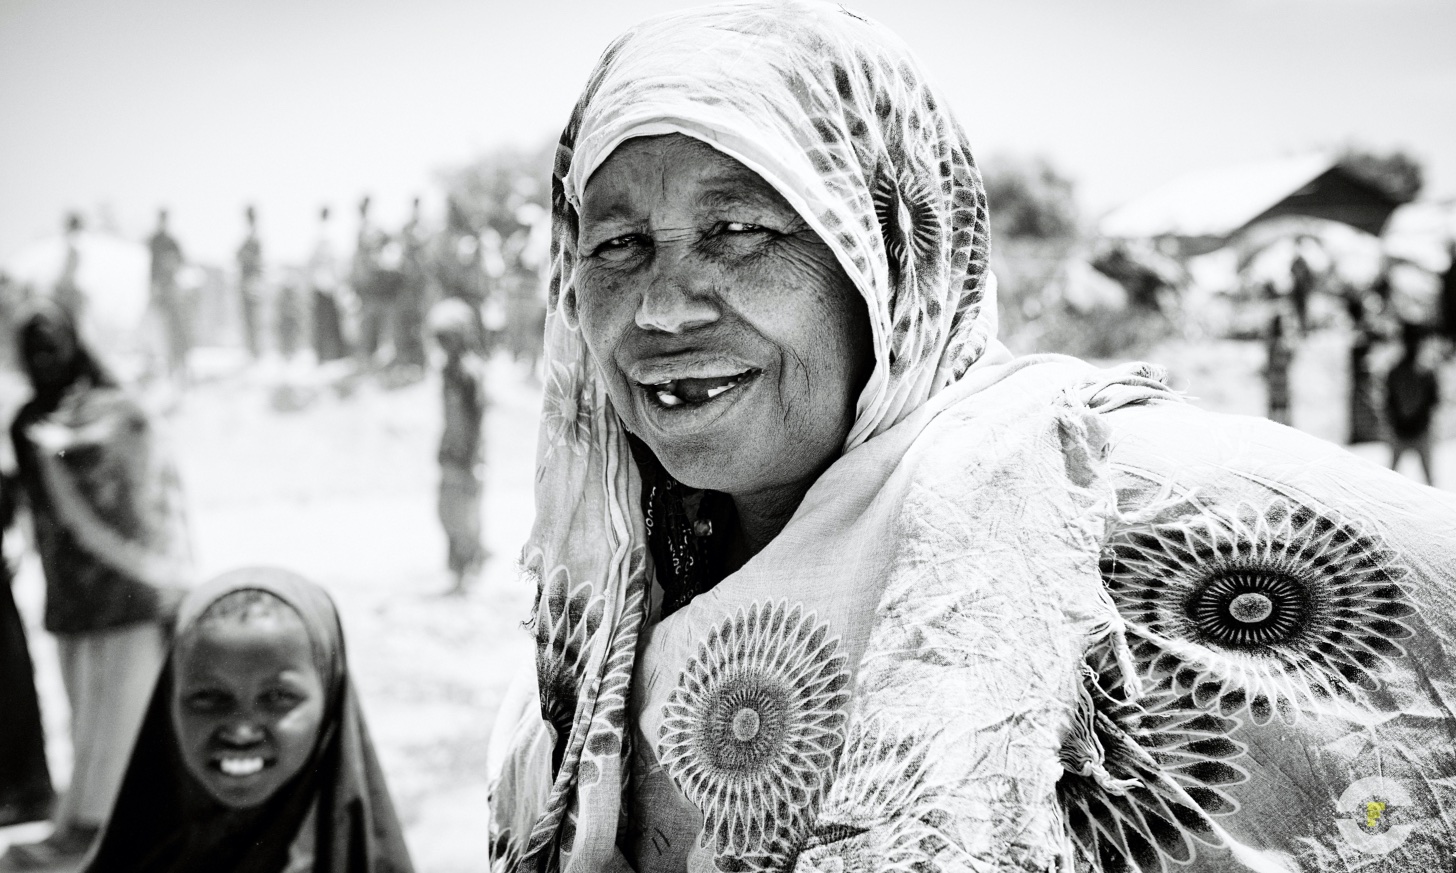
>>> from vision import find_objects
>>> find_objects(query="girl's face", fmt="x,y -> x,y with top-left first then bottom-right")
171,614 -> 327,809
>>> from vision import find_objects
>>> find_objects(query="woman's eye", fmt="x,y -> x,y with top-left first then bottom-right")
723,221 -> 766,234
590,234 -> 648,258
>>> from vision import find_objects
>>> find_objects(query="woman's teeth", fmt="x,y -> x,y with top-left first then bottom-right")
218,756 -> 266,777
646,372 -> 751,407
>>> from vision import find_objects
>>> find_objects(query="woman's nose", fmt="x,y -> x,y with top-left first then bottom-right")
635,253 -> 719,334
218,721 -> 266,746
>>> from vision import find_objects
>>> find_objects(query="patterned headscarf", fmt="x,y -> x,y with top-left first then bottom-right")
497,1 -> 1004,867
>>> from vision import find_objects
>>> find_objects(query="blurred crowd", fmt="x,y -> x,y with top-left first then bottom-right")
0,193 -> 549,395
1257,244 -> 1455,485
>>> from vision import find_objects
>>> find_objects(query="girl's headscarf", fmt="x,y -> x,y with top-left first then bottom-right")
496,0 -> 1008,867
84,568 -> 414,873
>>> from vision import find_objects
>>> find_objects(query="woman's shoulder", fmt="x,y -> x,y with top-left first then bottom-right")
1099,397 -> 1449,507
1096,397 -> 1455,615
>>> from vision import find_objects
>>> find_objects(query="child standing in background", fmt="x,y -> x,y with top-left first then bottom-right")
1385,321 -> 1441,485
430,299 -> 487,595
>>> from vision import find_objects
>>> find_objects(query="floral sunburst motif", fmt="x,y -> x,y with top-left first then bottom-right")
1101,498 -> 1416,725
658,600 -> 850,865
536,569 -> 605,754
541,358 -> 595,457
872,162 -> 940,299
1059,642 -> 1249,873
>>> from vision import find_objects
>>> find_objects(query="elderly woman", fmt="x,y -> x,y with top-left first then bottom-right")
487,3 -> 1456,871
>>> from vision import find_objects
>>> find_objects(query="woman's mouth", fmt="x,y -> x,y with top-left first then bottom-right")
641,371 -> 757,408
214,755 -> 270,777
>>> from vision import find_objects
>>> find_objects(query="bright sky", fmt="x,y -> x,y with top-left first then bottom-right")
2,0 -> 1453,265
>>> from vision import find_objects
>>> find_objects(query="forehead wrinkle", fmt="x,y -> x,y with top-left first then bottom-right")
579,192 -> 642,227
693,181 -> 788,215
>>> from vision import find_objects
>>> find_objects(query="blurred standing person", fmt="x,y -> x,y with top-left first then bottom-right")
53,213 -> 85,320
235,205 -> 265,359
1264,309 -> 1294,426
309,206 -> 349,364
1439,238 -> 1456,344
435,197 -> 487,350
147,209 -> 189,383
1385,321 -> 1440,484
2,301 -> 191,870
352,195 -> 389,366
429,298 -> 487,596
1289,250 -> 1314,334
275,269 -> 305,361
0,472 -> 54,830
1347,282 -> 1385,443
394,197 -> 431,373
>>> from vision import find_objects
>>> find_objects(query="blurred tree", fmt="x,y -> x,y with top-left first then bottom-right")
438,139 -> 555,368
1337,147 -> 1424,205
981,155 -> 1080,241
439,141 -> 554,243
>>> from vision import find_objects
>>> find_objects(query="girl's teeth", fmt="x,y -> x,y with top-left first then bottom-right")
219,757 -> 265,777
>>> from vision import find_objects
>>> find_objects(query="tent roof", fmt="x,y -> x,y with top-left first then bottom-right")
1100,153 -> 1338,240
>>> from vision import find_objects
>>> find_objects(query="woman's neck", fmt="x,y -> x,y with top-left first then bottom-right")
724,479 -> 814,573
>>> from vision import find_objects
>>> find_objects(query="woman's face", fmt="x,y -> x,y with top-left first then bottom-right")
575,134 -> 873,498
171,612 -> 327,809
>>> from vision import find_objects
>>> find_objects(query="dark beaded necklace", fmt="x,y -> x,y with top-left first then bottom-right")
632,437 -> 733,618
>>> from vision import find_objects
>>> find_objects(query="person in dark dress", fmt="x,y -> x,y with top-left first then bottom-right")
0,472 -> 55,829
1386,321 -> 1441,485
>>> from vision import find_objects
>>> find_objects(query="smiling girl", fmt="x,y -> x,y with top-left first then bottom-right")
82,568 -> 413,873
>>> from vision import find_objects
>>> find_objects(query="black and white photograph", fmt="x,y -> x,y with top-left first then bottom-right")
1,1 -> 1454,870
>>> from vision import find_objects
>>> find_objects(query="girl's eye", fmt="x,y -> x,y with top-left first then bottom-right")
184,690 -> 232,714
261,688 -> 304,710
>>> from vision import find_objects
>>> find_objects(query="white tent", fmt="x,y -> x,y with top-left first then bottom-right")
1100,153 -> 1336,241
